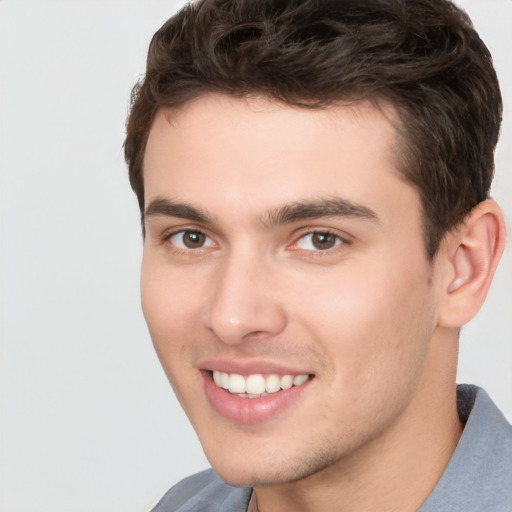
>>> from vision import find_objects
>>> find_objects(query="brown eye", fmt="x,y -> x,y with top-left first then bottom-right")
169,230 -> 213,250
296,232 -> 342,251
183,231 -> 205,248
311,233 -> 337,250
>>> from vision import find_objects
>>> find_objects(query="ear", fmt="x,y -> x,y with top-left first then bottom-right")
437,200 -> 506,328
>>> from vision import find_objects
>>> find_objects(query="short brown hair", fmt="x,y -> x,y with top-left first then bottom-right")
124,0 -> 502,259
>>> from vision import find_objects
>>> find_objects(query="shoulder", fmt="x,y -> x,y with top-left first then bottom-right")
456,385 -> 512,476
151,469 -> 252,512
420,385 -> 512,512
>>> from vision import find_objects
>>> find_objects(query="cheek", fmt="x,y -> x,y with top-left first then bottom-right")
288,254 -> 435,383
141,257 -> 201,336
140,259 -> 199,377
141,261 -> 207,411
291,262 -> 436,433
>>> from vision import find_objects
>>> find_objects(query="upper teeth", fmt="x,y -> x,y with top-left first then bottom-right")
212,371 -> 309,396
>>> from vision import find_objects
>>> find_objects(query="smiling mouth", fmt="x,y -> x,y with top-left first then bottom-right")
212,370 -> 311,398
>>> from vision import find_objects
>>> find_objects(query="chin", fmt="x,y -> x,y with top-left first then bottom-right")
206,444 -> 340,488
213,467 -> 294,488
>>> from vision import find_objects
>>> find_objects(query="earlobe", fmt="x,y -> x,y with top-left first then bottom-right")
438,200 -> 506,328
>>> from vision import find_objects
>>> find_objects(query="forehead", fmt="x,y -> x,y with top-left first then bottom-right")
143,93 -> 416,226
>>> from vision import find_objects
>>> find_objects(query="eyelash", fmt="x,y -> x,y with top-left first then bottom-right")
290,229 -> 350,254
162,228 -> 215,253
160,228 -> 350,255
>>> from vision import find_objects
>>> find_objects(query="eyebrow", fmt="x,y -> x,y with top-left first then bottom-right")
144,196 -> 378,228
144,198 -> 214,224
262,197 -> 379,227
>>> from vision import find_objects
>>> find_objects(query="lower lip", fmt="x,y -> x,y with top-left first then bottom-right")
202,371 -> 311,424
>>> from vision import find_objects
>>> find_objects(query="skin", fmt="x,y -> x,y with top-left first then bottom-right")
140,93 -> 502,511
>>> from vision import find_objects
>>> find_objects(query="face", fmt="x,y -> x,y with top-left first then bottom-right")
141,94 -> 446,486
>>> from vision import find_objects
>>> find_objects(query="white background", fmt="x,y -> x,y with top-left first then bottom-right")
0,1 -> 510,511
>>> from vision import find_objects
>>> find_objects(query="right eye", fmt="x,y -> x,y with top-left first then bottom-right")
168,230 -> 215,250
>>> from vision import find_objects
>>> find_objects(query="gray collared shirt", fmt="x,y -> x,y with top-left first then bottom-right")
152,385 -> 512,511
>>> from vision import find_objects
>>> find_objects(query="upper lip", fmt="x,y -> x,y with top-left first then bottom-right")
197,358 -> 312,376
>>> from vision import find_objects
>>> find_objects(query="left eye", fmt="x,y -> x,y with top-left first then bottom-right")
295,232 -> 343,251
169,230 -> 215,250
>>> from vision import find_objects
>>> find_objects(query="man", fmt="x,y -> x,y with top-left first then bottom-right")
124,0 -> 511,510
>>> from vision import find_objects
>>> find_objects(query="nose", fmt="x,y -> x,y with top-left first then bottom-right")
203,251 -> 287,345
